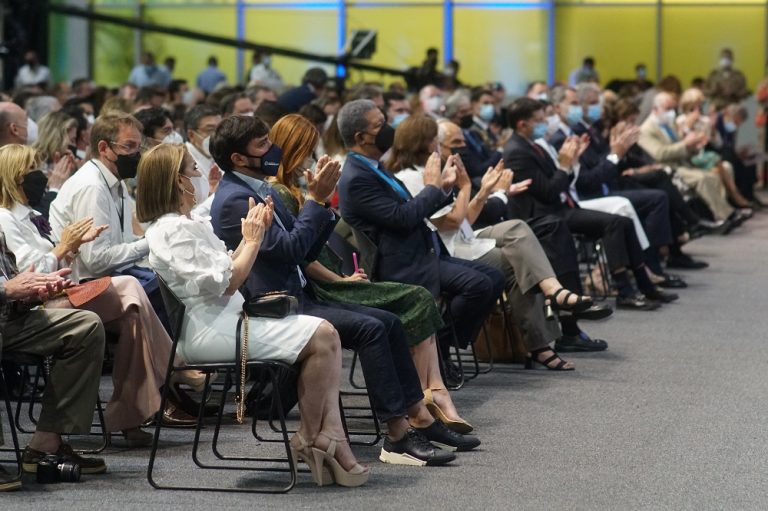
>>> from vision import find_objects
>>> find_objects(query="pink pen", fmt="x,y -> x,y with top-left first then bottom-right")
352,252 -> 359,273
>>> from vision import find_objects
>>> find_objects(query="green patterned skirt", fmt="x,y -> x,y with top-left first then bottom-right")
311,280 -> 444,346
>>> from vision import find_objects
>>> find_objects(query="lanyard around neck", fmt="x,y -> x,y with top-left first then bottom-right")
349,152 -> 410,201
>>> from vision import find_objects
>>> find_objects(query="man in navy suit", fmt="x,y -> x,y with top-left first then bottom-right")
276,67 -> 327,113
208,115 -> 476,466
334,100 -> 503,365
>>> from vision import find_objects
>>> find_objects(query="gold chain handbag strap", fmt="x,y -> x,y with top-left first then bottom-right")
235,311 -> 249,424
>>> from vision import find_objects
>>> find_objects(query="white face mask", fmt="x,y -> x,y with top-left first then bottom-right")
425,95 -> 443,114
76,149 -> 87,160
719,57 -> 733,69
162,131 -> 184,145
194,134 -> 212,158
545,114 -> 560,137
240,112 -> 255,117
180,173 -> 205,206
660,109 -> 676,126
26,118 -> 38,144
181,90 -> 196,106
85,114 -> 95,125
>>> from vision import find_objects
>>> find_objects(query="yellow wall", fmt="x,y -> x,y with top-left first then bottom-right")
555,6 -> 657,84
455,7 -> 548,93
661,5 -> 765,89
79,2 -> 768,94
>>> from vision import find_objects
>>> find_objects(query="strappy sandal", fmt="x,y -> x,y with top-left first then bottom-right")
546,288 -> 593,313
290,432 -> 332,486
311,432 -> 370,488
423,389 -> 474,434
524,347 -> 575,371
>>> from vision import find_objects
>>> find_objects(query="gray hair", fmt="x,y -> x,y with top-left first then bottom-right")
443,90 -> 470,120
549,85 -> 573,105
575,82 -> 601,104
337,99 -> 377,148
26,96 -> 61,122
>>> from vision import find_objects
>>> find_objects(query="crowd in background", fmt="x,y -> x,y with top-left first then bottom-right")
0,43 -> 764,492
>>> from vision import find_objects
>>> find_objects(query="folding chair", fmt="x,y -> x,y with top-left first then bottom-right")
147,276 -> 297,494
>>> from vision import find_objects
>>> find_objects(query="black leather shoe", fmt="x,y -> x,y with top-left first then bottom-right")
555,332 -> 608,352
571,303 -> 613,321
379,428 -> 456,466
644,288 -> 678,303
414,420 -> 481,452
666,254 -> 709,270
658,273 -> 687,289
616,293 -> 660,311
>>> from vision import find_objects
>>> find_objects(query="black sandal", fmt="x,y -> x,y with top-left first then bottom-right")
524,347 -> 575,371
546,288 -> 593,313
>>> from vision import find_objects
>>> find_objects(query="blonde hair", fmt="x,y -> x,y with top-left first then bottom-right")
0,144 -> 39,208
135,143 -> 187,223
32,111 -> 77,164
679,88 -> 705,114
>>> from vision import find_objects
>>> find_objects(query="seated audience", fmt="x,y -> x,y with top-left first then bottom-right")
270,113 -> 472,430
138,143 -> 369,487
209,114 -> 475,465
0,143 -> 197,442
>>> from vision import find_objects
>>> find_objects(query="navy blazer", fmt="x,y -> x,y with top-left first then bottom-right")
502,133 -> 570,220
210,171 -> 337,299
277,84 -> 315,113
337,155 -> 450,296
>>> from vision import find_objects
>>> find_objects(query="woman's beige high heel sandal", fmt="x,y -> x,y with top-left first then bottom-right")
311,433 -> 370,488
289,432 -> 332,486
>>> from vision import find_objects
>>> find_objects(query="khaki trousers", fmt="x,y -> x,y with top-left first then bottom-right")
676,167 -> 734,221
1,308 -> 105,435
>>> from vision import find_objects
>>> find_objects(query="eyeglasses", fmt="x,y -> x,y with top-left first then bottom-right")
109,140 -> 141,153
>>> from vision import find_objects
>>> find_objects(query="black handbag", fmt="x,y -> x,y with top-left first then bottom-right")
242,291 -> 298,319
234,291 -> 298,423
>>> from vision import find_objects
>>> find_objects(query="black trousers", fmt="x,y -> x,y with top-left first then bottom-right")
302,296 -> 423,423
436,256 -> 504,351
613,188 -> 673,248
562,208 -> 646,273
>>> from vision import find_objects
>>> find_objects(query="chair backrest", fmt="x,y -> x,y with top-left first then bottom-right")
347,225 -> 379,281
156,275 -> 186,345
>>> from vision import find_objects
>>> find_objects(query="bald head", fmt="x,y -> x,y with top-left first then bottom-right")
0,102 -> 29,146
437,120 -> 465,161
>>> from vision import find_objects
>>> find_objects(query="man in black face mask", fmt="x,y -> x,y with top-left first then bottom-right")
210,114 -> 476,465
50,112 -> 147,282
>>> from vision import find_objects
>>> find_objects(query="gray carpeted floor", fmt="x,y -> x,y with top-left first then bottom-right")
4,207 -> 768,510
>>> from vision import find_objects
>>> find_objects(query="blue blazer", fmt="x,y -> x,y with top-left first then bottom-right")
210,171 -> 337,299
337,155 -> 450,296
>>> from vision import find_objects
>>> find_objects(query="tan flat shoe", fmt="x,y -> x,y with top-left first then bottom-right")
423,389 -> 474,434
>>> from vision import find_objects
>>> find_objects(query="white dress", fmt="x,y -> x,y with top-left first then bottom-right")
145,213 -> 322,364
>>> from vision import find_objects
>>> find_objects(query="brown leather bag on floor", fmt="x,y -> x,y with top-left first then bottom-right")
473,305 -> 528,364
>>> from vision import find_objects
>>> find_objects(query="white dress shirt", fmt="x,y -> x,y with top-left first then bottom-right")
49,159 -> 148,279
395,166 -> 495,261
0,203 -> 60,273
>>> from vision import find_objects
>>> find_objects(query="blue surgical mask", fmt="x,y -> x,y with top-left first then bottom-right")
566,105 -> 584,126
391,113 -> 409,128
479,103 -> 495,122
532,121 -> 548,140
724,121 -> 737,133
586,104 -> 602,123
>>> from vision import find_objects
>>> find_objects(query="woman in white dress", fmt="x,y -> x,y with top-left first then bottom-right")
136,143 -> 368,488
0,143 -> 201,446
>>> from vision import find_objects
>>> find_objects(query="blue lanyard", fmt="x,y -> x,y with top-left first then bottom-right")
349,152 -> 410,201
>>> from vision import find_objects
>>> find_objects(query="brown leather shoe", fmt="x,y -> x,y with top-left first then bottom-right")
161,400 -> 198,428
